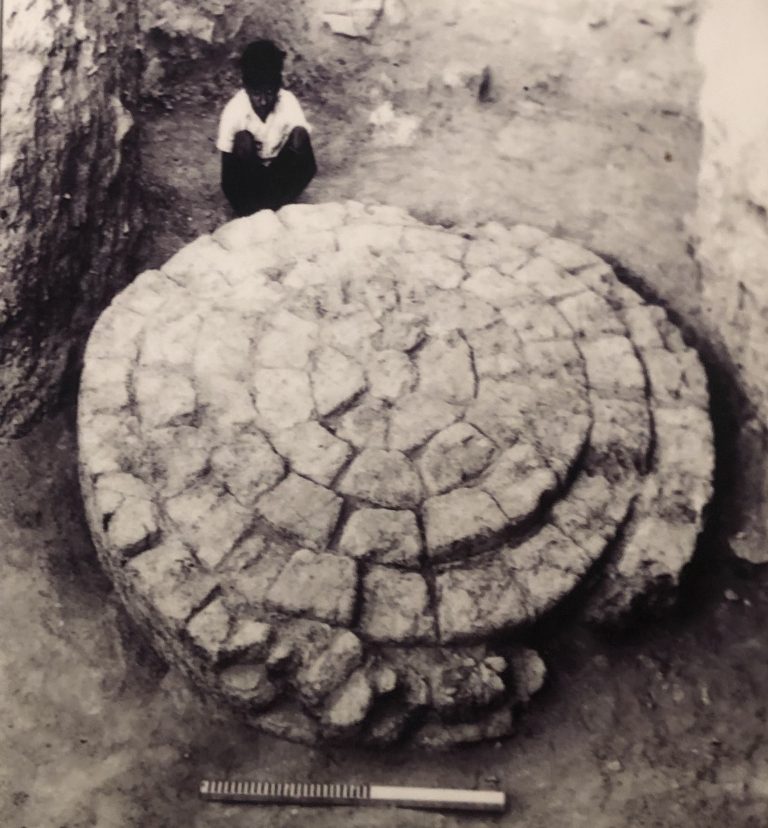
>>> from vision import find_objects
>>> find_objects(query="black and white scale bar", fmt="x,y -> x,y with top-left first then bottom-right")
200,779 -> 506,813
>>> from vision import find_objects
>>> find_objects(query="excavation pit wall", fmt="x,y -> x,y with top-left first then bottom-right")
78,203 -> 714,746
0,0 -> 329,436
1,0 -> 144,434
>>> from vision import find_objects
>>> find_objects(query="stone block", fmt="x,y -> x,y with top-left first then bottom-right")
531,409 -> 591,483
320,311 -> 381,360
398,250 -> 465,290
480,443 -> 557,523
140,312 -> 202,368
508,649 -> 547,702
335,397 -> 389,449
320,670 -> 373,731
429,659 -> 506,714
195,310 -> 255,382
436,559 -> 527,641
266,549 -> 357,625
295,630 -> 363,704
523,338 -> 582,377
467,324 -> 525,379
339,449 -> 423,508
388,392 -> 462,452
107,496 -> 159,558
500,302 -> 572,342
271,422 -> 352,486
256,704 -> 320,744
420,291 -> 500,336
135,370 -> 197,430
210,432 -> 286,506
79,362 -> 132,413
373,311 -> 427,352
224,618 -> 273,661
213,210 -> 286,250
165,485 -> 252,569
278,202 -> 347,232
186,596 -> 232,662
337,222 -> 403,255
621,305 -> 667,350
586,397 -> 652,479
465,379 -> 532,447
505,223 -> 549,249
284,259 -> 333,289
581,336 -> 646,400
367,349 -> 417,401
402,226 -> 467,261
338,508 -> 422,565
465,239 -> 529,272
419,423 -> 496,495
556,290 -> 625,337
223,539 -> 294,606
644,347 -> 709,408
551,475 -> 633,560
311,347 -> 367,417
586,515 -> 702,624
148,426 -> 211,497
199,378 -> 256,431
78,412 -> 143,477
463,267 -> 534,307
417,333 -> 476,405
414,707 -> 514,749
126,541 -> 219,630
257,474 -> 342,549
219,274 -> 286,316
361,203 -> 414,224
253,367 -> 315,432
360,567 -> 434,643
535,237 -> 602,271
424,488 -> 507,560
255,311 -> 319,369
218,664 -> 277,708
93,473 -> 159,557
513,257 -> 576,299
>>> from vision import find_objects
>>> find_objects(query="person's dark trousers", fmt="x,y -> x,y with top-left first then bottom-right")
221,126 -> 317,217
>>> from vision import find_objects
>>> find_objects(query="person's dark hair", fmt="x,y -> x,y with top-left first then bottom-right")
241,39 -> 286,89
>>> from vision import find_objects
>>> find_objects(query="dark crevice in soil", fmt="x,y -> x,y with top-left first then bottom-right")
348,559 -> 366,632
414,509 -> 441,642
326,496 -> 354,553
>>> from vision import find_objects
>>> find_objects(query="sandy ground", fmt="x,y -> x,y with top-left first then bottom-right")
4,2 -> 768,826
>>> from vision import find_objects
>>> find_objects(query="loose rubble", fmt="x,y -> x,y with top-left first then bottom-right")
79,201 -> 713,746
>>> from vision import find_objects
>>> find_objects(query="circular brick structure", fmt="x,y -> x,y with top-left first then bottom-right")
78,202 -> 714,746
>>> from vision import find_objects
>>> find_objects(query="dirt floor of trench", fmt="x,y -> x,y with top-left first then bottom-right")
4,2 -> 768,826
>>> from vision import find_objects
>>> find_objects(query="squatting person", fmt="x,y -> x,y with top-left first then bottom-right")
216,39 -> 316,216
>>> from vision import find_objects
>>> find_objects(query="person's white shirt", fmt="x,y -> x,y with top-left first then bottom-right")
216,88 -> 312,162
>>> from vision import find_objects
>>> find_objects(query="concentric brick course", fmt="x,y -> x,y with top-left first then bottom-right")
79,202 -> 714,746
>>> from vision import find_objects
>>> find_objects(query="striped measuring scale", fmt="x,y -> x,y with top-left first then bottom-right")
200,779 -> 507,813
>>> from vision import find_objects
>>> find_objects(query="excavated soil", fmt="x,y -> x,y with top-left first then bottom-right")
4,1 -> 768,826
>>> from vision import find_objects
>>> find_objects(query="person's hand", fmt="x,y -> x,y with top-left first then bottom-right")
233,130 -> 261,161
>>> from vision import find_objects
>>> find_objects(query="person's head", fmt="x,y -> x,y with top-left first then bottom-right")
241,39 -> 285,117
